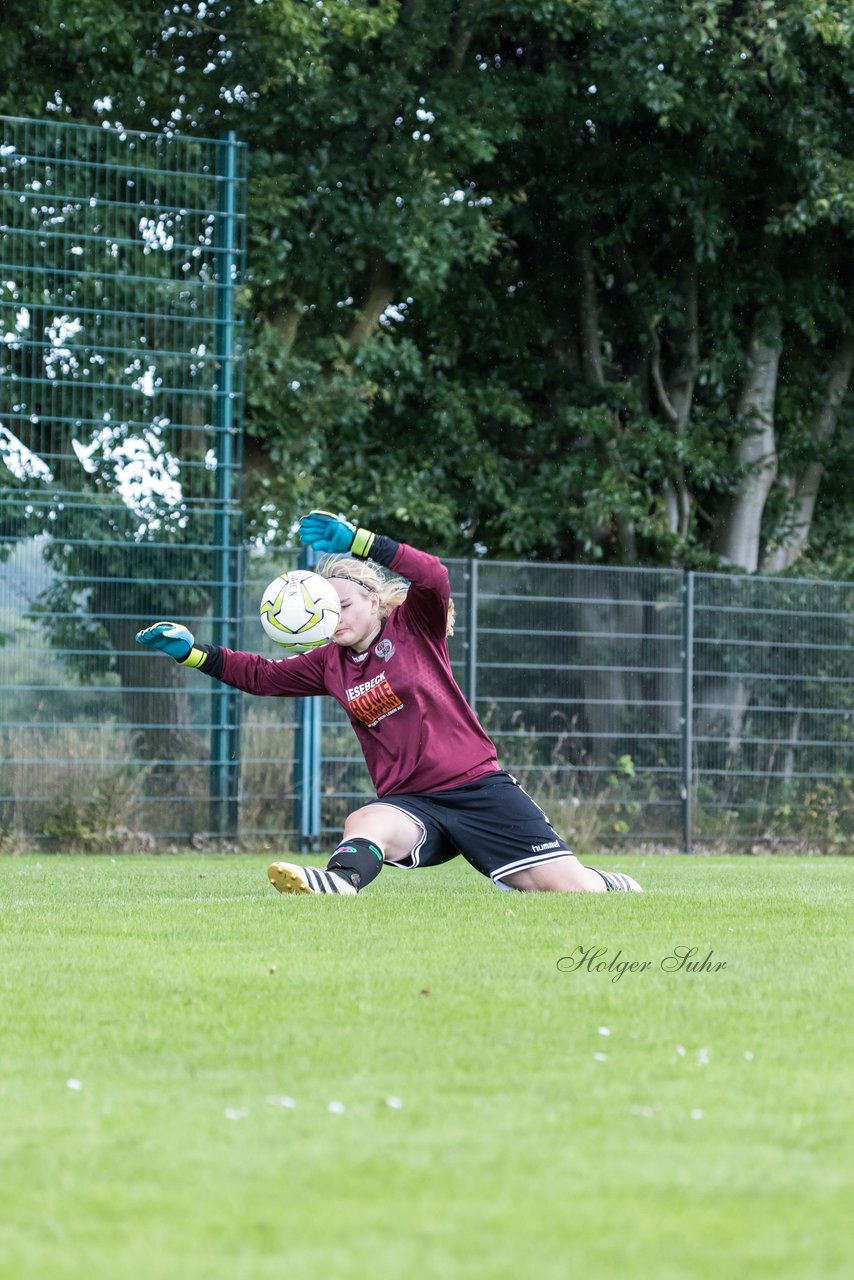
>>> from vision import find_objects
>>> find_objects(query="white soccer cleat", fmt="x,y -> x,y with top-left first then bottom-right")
267,862 -> 357,896
589,867 -> 644,892
608,871 -> 644,892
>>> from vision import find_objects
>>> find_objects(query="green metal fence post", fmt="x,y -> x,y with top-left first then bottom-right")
293,546 -> 322,851
308,696 -> 322,849
210,129 -> 242,840
680,570 -> 695,853
225,539 -> 244,836
295,695 -> 312,851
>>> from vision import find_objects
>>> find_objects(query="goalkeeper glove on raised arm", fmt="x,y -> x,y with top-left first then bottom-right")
298,510 -> 376,558
135,622 -> 209,669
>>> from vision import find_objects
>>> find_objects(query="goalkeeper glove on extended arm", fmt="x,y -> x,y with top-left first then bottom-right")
297,510 -> 376,558
135,622 -> 209,669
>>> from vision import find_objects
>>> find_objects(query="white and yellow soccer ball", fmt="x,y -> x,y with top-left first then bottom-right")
259,570 -> 341,653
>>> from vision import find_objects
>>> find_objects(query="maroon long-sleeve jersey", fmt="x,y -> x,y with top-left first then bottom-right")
216,543 -> 499,797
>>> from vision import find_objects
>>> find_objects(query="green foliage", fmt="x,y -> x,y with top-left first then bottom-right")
3,0 -> 854,567
38,777 -> 144,851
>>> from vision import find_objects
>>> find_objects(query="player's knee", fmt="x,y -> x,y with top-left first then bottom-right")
342,804 -> 422,864
344,804 -> 384,833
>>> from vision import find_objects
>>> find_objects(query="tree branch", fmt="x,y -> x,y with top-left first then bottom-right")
648,323 -> 679,423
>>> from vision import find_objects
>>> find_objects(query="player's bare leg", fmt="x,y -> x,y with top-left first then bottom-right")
341,804 -> 424,864
268,804 -> 423,896
502,858 -> 606,893
502,858 -> 642,893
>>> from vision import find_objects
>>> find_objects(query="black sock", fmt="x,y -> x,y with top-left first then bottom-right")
327,838 -> 384,891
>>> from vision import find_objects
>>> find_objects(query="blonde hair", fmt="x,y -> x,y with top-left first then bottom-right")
317,554 -> 455,636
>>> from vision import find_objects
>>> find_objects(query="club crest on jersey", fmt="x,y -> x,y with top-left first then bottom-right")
374,638 -> 395,660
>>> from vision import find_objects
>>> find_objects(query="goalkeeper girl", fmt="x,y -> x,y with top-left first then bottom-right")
136,512 -> 642,896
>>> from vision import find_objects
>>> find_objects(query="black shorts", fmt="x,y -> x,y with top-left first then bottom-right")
365,770 -> 577,885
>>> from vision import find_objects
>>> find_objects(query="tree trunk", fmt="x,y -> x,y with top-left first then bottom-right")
713,305 -> 782,572
782,708 -> 802,784
117,650 -> 203,761
660,261 -> 699,538
763,331 -> 854,572
699,305 -> 783,751
345,247 -> 396,349
444,0 -> 479,73
268,300 -> 302,357
574,232 -> 605,385
574,232 -> 638,558
572,233 -> 642,752
667,263 -> 700,431
102,614 -> 206,764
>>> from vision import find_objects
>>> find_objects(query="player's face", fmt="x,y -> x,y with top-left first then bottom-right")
329,579 -> 381,652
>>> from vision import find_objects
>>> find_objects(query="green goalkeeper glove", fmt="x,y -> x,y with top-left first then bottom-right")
135,622 -> 208,669
298,510 -> 376,558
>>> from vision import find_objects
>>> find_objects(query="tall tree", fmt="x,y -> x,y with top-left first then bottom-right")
2,0 -> 853,570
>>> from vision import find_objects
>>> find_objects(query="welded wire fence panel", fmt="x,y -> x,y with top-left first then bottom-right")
1,116 -> 244,499
0,512 -> 236,846
469,561 -> 684,849
692,573 -> 854,849
0,116 -> 246,848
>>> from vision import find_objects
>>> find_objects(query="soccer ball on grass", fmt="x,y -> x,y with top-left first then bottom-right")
259,570 -> 341,654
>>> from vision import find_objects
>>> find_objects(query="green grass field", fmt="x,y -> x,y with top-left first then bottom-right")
1,854 -> 851,1280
